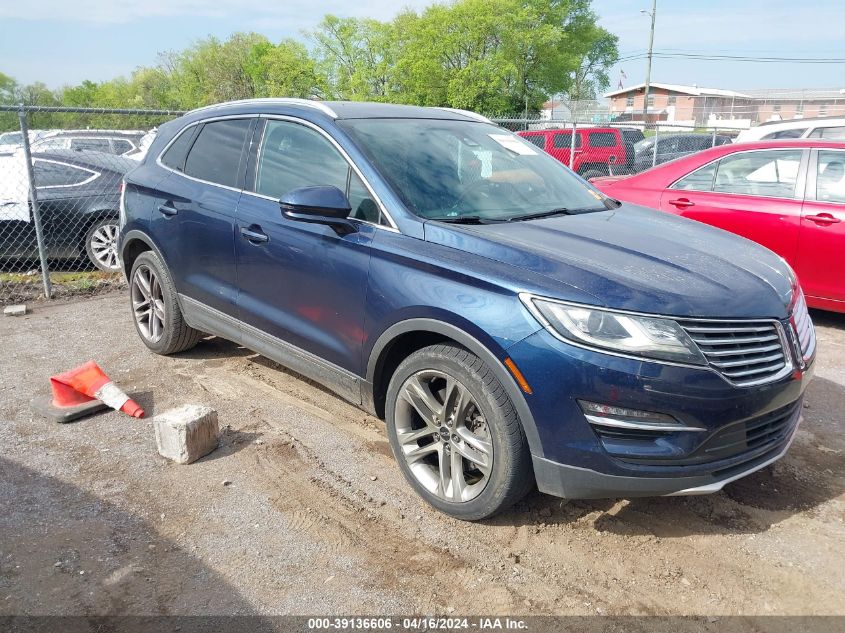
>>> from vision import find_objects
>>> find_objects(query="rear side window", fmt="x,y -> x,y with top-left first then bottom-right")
184,119 -> 252,188
160,125 -> 199,172
33,160 -> 96,187
765,128 -> 805,140
809,126 -> 845,140
112,139 -> 134,155
523,135 -> 546,149
588,132 -> 616,148
553,132 -> 581,149
816,150 -> 845,203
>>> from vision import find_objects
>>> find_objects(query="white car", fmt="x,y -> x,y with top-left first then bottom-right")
736,117 -> 845,142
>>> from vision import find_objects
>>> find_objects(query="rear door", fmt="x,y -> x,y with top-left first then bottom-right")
547,130 -> 581,169
659,148 -> 807,268
151,117 -> 253,315
797,148 -> 845,304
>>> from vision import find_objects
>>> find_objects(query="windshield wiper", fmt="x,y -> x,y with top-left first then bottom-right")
502,207 -> 573,222
429,215 -> 498,225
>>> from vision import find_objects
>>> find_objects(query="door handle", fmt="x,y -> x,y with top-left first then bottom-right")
239,226 -> 269,244
158,204 -> 178,216
807,213 -> 841,225
668,198 -> 695,209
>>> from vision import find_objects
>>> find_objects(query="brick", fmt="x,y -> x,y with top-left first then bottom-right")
153,405 -> 218,464
4,304 -> 27,316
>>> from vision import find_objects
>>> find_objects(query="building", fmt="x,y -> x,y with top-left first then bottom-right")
605,83 -> 845,128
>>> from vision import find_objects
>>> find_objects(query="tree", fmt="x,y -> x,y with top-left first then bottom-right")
569,28 -> 619,101
247,39 -> 326,99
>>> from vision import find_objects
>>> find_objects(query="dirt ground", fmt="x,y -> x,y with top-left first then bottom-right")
1,292 -> 843,621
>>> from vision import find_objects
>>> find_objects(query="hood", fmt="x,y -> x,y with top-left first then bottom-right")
424,205 -> 794,319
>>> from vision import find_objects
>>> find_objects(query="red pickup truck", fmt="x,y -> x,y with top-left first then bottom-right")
517,127 -> 638,179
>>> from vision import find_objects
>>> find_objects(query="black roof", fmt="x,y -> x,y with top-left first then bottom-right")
31,149 -> 137,174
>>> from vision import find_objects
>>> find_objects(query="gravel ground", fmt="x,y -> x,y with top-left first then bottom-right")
0,292 -> 843,620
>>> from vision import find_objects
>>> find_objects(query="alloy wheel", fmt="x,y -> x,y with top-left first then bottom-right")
89,223 -> 120,271
131,265 -> 166,342
395,369 -> 493,503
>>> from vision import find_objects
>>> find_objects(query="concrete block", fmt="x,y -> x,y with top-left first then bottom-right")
153,405 -> 218,464
4,304 -> 27,316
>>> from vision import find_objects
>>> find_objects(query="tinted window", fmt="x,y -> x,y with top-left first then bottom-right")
816,151 -> 845,204
71,138 -> 111,152
814,126 -> 845,140
161,125 -> 199,172
33,160 -> 95,187
112,139 -> 133,155
588,132 -> 616,148
523,135 -> 546,149
766,128 -> 806,140
714,149 -> 802,198
621,129 -> 645,144
184,119 -> 251,188
553,132 -> 581,149
253,120 -> 380,224
671,162 -> 717,192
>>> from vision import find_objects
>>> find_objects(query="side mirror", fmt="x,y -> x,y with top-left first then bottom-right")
280,185 -> 355,233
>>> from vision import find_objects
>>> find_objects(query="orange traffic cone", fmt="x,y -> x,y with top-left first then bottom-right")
31,361 -> 144,423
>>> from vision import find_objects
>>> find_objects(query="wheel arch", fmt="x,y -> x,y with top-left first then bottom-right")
119,229 -> 169,279
365,318 -> 544,458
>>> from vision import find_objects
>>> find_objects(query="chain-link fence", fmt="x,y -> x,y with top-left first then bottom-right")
0,105 -> 181,305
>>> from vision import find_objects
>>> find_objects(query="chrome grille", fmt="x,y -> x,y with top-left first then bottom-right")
678,319 -> 789,386
790,291 -> 816,363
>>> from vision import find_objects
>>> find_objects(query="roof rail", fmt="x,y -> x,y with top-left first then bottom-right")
434,107 -> 493,123
187,98 -> 338,119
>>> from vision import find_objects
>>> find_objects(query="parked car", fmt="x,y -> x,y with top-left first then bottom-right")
120,99 -> 815,520
0,129 -> 46,156
592,139 -> 845,313
31,130 -> 147,157
632,133 -> 733,172
1,149 -> 134,271
736,116 -> 845,142
517,127 -> 632,178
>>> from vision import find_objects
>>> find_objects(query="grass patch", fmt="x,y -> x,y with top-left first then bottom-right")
1,270 -> 124,304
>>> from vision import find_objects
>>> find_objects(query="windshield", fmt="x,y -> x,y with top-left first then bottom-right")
634,138 -> 654,154
338,118 -> 609,222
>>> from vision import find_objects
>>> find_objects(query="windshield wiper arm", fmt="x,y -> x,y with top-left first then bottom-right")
429,215 -> 497,225
503,207 -> 573,222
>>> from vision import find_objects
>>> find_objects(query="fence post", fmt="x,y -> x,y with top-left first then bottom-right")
651,124 -> 660,168
18,106 -> 53,299
711,128 -> 717,147
569,120 -> 577,170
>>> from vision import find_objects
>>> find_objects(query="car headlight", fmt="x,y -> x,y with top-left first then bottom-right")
521,294 -> 707,365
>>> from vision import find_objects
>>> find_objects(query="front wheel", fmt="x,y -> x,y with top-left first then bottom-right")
386,344 -> 533,521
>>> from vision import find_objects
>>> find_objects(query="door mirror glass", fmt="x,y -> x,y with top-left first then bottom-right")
280,185 -> 354,228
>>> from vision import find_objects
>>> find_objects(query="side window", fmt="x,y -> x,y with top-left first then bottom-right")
816,126 -> 845,140
33,160 -> 96,187
769,128 -> 806,140
253,120 -> 382,224
184,119 -> 252,188
523,135 -> 546,149
111,139 -> 134,155
553,132 -> 581,149
161,125 -> 199,172
713,149 -> 802,198
587,132 -> 616,148
671,162 -> 717,192
816,151 -> 845,204
70,138 -> 110,152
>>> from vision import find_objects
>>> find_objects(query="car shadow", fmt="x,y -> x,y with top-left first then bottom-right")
809,308 -> 845,330
0,456 -> 274,624
173,335 -> 253,361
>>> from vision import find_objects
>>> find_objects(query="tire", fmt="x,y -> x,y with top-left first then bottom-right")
129,250 -> 203,355
385,343 -> 533,521
580,169 -> 607,181
84,218 -> 121,272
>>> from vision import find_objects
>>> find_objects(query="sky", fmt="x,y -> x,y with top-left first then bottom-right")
1,0 -> 844,94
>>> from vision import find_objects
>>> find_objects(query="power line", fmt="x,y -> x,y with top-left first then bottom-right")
615,52 -> 845,64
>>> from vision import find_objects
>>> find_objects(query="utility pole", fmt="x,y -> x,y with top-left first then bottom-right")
641,0 -> 657,124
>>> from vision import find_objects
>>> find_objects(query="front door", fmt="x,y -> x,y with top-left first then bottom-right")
798,149 -> 845,305
235,118 -> 383,377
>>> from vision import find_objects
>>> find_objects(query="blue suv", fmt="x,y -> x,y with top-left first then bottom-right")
119,99 -> 816,520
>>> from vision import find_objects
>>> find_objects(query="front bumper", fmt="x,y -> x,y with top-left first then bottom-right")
533,415 -> 800,498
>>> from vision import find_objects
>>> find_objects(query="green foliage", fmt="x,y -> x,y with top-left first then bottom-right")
0,0 -> 617,131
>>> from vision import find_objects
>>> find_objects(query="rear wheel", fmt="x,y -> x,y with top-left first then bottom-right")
84,218 -> 121,271
580,168 -> 607,181
386,344 -> 533,521
129,251 -> 203,355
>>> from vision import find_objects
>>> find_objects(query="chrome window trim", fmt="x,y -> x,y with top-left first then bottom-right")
33,158 -> 99,189
244,114 -> 399,232
187,98 -> 338,119
518,293 -> 795,388
668,147 -> 810,202
434,107 -> 493,123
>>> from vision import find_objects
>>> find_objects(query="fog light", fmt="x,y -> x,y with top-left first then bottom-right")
577,400 -> 705,432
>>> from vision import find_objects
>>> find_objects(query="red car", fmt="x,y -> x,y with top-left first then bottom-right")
592,139 -> 845,313
517,127 -> 631,180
